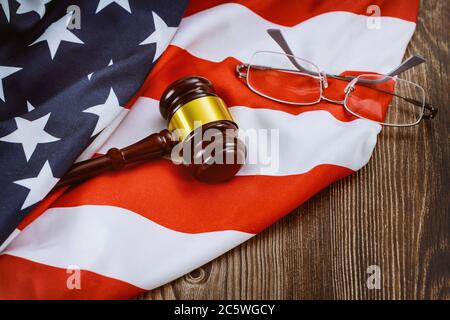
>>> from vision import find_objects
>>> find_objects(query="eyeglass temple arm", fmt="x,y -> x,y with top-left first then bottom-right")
386,55 -> 426,77
267,28 -> 425,79
267,29 -> 309,73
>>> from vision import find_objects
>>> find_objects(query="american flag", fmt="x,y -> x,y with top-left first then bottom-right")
0,0 -> 419,299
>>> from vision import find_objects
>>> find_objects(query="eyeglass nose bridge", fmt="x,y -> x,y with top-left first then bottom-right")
344,77 -> 359,94
320,72 -> 328,89
236,63 -> 248,78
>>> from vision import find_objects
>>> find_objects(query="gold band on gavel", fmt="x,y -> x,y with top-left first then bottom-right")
168,96 -> 235,141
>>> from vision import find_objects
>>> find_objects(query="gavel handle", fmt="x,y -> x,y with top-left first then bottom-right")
55,129 -> 175,188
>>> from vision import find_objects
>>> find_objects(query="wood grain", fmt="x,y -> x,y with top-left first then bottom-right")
138,0 -> 450,300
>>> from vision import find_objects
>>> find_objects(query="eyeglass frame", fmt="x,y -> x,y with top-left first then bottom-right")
236,29 -> 437,127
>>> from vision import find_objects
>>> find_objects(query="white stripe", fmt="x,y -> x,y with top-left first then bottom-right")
0,229 -> 20,253
2,205 -> 253,290
233,107 -> 381,175
172,3 -> 416,74
97,97 -> 380,176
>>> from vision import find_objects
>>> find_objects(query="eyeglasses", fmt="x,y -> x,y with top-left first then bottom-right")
236,29 -> 437,127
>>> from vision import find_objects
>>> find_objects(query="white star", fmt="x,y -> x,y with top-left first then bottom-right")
140,11 -> 177,62
83,88 -> 123,136
95,0 -> 131,14
16,0 -> 51,19
26,100 -> 35,111
0,0 -> 10,22
0,66 -> 21,102
14,161 -> 59,210
0,113 -> 59,161
29,11 -> 84,59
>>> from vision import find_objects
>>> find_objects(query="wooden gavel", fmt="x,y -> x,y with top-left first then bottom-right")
55,76 -> 246,188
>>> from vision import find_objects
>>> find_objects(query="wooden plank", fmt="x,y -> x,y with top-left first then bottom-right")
138,0 -> 449,300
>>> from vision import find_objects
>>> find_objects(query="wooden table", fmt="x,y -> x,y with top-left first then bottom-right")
139,1 -> 449,300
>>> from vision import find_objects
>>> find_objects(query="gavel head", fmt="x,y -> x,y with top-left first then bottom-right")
160,76 -> 246,183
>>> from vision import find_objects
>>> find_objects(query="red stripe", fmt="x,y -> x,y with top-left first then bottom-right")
50,160 -> 353,234
0,255 -> 143,299
184,0 -> 419,25
131,45 -> 361,122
